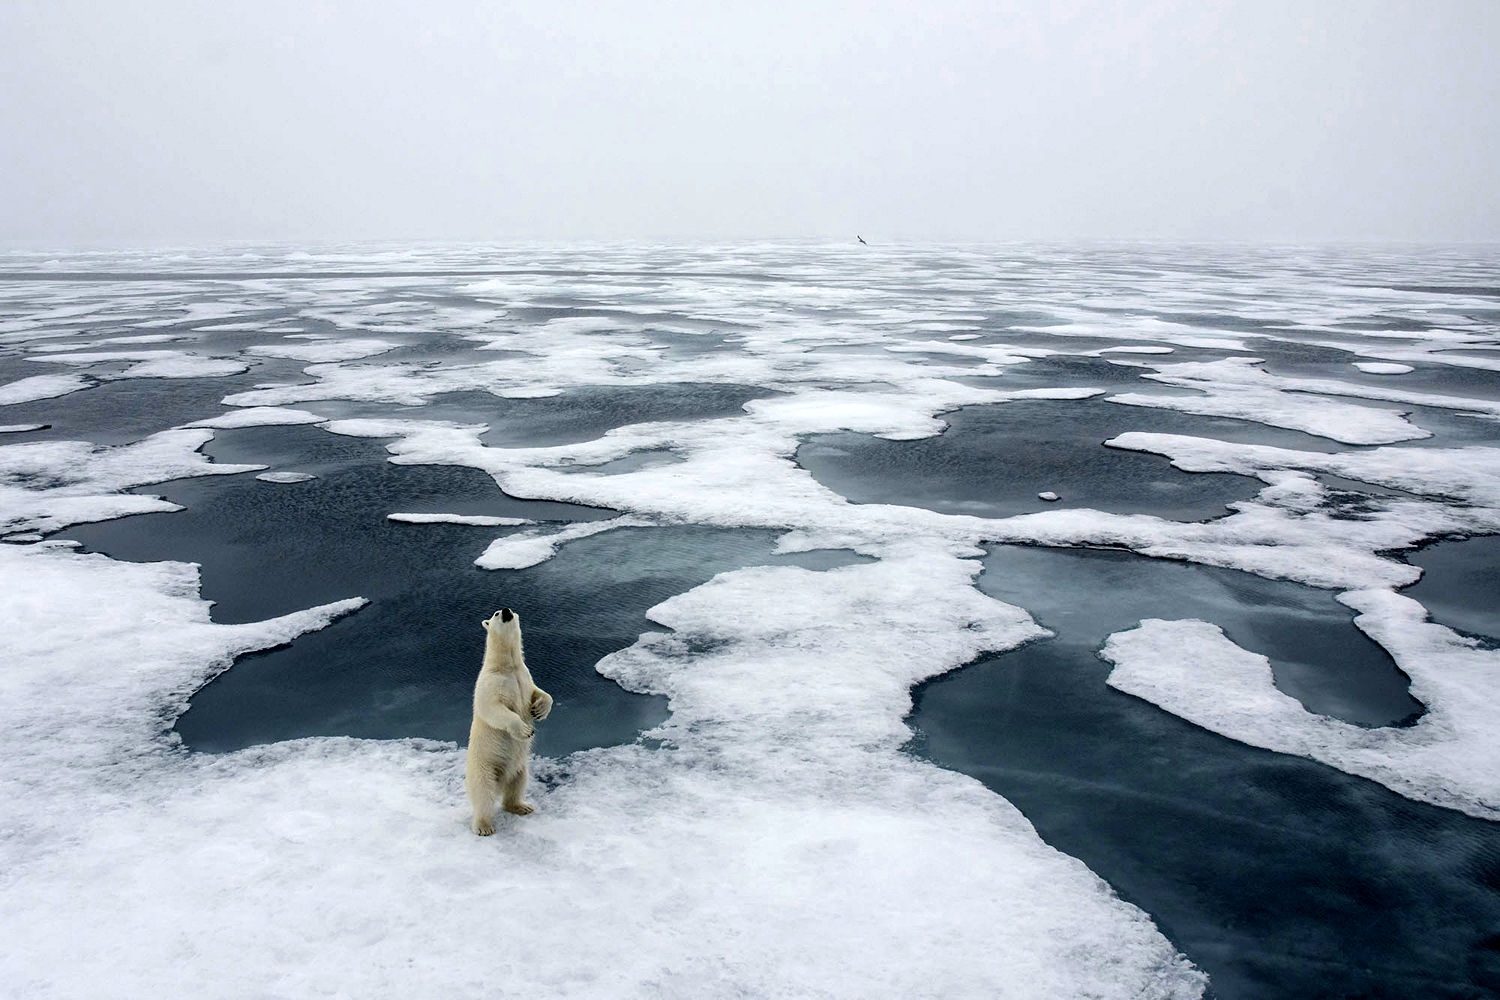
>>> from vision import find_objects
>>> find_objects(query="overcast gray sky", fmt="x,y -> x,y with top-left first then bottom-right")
2,1 -> 1496,245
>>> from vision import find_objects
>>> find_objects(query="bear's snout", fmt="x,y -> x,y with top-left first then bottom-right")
499,608 -> 514,622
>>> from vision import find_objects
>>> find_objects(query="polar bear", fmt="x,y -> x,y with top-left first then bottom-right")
465,607 -> 553,836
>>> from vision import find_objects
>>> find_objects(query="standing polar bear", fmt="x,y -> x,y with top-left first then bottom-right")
466,607 -> 552,836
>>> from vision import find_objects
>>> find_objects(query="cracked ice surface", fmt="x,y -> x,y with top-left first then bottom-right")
2,242 -> 1499,997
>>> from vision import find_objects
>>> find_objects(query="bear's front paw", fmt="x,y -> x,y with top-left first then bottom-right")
530,702 -> 549,720
511,721 -> 535,739
471,816 -> 495,836
504,802 -> 535,816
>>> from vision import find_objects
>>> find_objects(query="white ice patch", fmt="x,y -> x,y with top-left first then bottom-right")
0,373 -> 91,405
246,338 -> 401,362
387,512 -> 533,526
1353,361 -> 1415,375
186,407 -> 325,429
0,530 -> 1204,1000
1109,357 -> 1428,445
0,428 -> 263,533
27,350 -> 249,379
0,424 -> 47,434
474,516 -> 649,569
1108,432 -> 1500,510
255,471 -> 317,484
1102,613 -> 1500,820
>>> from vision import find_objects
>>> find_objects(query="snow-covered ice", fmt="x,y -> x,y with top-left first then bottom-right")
2,242 -> 1499,996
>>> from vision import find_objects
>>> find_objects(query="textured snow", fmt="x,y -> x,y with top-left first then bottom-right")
387,512 -> 533,526
1103,612 -> 1500,820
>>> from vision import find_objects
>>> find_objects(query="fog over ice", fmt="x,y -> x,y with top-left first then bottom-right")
1,0 -> 1497,244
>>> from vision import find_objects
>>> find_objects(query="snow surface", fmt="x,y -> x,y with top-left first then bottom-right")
187,406 -> 325,429
0,539 -> 1204,1000
26,350 -> 249,379
387,512 -> 533,526
0,373 -> 92,405
1108,358 -> 1430,444
6,242 -> 1500,996
1102,613 -> 1500,820
246,338 -> 400,362
0,429 -> 263,534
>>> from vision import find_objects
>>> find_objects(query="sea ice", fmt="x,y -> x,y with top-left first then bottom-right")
1102,612 -> 1500,819
387,512 -> 533,526
0,373 -> 92,405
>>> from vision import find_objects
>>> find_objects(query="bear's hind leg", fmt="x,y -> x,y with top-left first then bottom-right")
466,767 -> 498,836
501,760 -> 535,816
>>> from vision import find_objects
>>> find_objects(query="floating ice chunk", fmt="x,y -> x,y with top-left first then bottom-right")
1038,491 -> 1060,501
246,339 -> 401,362
27,350 -> 249,379
255,472 -> 317,484
3,532 -> 43,543
1097,345 -> 1175,355
0,428 -> 263,533
947,333 -> 982,341
474,516 -> 649,569
0,373 -> 91,405
1353,362 -> 1415,375
1107,432 -> 1500,509
187,407 -> 325,429
1109,386 -> 1427,446
1102,610 -> 1500,820
0,424 -> 47,434
387,512 -> 533,526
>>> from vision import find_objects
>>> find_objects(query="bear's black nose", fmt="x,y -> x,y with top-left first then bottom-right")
499,608 -> 514,622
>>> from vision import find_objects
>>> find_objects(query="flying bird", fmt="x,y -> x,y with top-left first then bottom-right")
856,235 -> 868,245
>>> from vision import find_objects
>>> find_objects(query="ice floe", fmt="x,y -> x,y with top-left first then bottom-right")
0,373 -> 92,405
1102,610 -> 1500,820
0,428 -> 263,533
26,350 -> 250,379
246,338 -> 400,362
387,512 -> 533,526
255,471 -> 317,484
186,406 -> 325,429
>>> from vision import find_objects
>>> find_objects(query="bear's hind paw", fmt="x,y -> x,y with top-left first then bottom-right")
503,802 -> 536,816
471,816 -> 495,836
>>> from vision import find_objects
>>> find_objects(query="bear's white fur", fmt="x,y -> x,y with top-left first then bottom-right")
465,608 -> 552,836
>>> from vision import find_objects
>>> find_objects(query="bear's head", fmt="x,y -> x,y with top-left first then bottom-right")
481,607 -> 521,634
